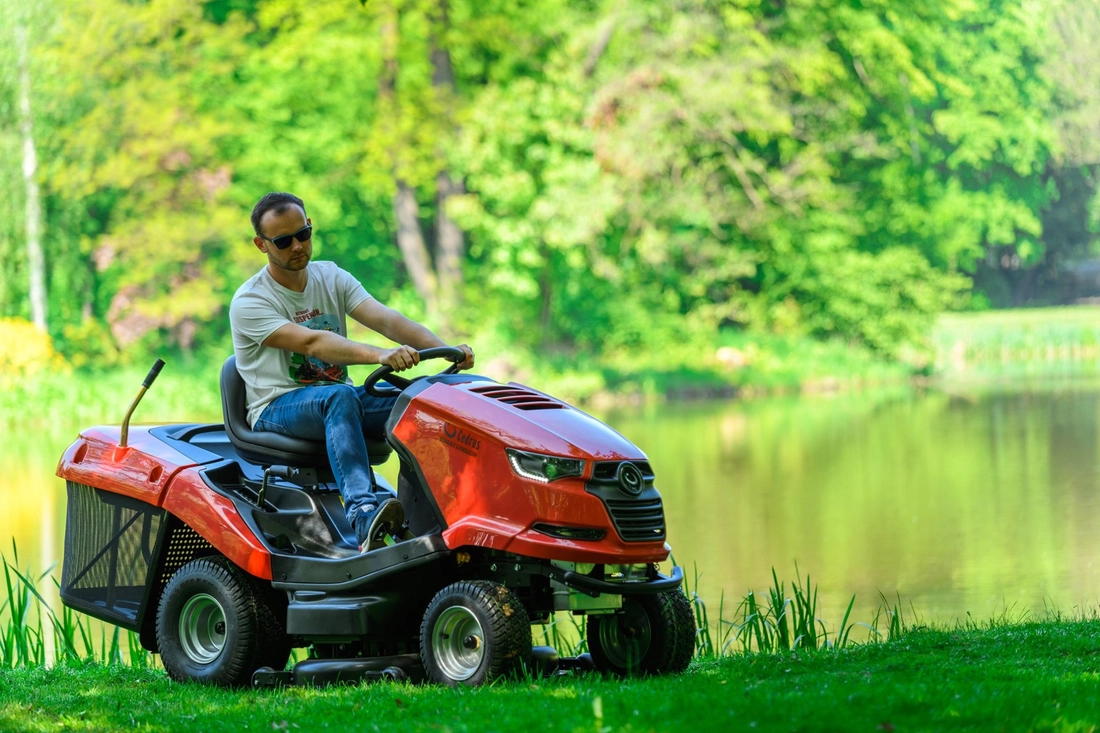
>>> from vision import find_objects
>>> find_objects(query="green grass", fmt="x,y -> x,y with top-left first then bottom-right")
3,621 -> 1100,731
14,305 -> 1100,417
0,362 -> 225,428
714,331 -> 912,394
7,548 -> 1100,729
0,329 -> 910,420
527,331 -> 911,403
1,548 -> 878,671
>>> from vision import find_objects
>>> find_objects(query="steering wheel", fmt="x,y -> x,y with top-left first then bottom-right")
363,346 -> 466,397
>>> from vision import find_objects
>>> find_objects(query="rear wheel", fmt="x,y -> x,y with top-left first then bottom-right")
156,557 -> 287,686
420,581 -> 531,686
587,590 -> 695,676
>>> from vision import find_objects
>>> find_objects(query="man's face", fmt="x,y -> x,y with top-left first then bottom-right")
254,205 -> 312,272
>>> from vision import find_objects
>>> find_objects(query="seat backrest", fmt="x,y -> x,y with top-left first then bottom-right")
221,355 -> 334,468
221,356 -> 393,467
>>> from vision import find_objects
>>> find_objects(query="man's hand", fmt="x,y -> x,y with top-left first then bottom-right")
381,345 -> 421,371
381,343 -> 473,372
452,343 -> 475,370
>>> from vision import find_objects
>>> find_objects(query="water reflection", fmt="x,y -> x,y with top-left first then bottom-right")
5,381 -> 1100,633
603,382 -> 1100,628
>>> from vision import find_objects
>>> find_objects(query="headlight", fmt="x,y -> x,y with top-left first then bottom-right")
505,448 -> 585,483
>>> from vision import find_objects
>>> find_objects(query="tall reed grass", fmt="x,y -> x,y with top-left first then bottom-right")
534,564 -> 913,663
5,543 -> 911,670
0,543 -> 151,668
684,565 -> 904,656
932,307 -> 1100,376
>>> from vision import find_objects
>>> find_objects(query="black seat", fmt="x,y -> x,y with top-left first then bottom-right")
220,355 -> 392,468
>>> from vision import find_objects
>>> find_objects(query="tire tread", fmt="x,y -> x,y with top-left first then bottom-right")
421,580 -> 532,685
587,588 -> 696,677
156,556 -> 280,686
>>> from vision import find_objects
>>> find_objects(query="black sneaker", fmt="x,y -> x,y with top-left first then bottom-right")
356,499 -> 405,553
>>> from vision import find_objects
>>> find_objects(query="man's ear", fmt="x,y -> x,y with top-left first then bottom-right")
253,236 -> 268,253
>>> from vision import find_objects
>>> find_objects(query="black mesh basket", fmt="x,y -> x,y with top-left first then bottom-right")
61,482 -> 167,629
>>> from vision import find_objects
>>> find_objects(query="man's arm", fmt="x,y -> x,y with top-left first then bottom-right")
262,323 -> 393,366
350,298 -> 474,370
260,299 -> 474,372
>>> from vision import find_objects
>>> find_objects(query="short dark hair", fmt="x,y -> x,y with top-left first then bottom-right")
251,192 -> 306,236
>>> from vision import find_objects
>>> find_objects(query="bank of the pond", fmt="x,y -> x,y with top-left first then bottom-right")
497,305 -> 1100,398
932,305 -> 1100,378
5,305 -> 1100,421
0,338 -> 907,425
2,620 -> 1099,732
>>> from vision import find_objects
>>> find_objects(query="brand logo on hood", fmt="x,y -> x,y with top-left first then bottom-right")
441,423 -> 481,456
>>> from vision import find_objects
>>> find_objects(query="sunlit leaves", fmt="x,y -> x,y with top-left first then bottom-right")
0,0 -> 1072,362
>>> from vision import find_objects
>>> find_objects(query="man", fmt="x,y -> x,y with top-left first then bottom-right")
230,192 -> 474,551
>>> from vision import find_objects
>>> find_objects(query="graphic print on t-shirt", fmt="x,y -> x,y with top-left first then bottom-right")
288,313 -> 349,385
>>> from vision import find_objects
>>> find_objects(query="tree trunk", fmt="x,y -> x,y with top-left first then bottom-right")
394,181 -> 439,317
435,171 -> 464,314
431,0 -> 464,322
379,2 -> 439,319
16,22 -> 46,332
539,242 -> 553,341
584,15 -> 617,78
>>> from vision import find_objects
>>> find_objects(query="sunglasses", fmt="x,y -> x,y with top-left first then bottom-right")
260,224 -> 312,250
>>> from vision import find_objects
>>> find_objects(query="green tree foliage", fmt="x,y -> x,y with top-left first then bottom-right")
452,0 -> 1051,356
35,0 -> 254,355
0,0 -> 1076,366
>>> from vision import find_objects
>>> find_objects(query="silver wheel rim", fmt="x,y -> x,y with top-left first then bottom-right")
432,606 -> 484,681
599,607 -> 652,670
178,593 -> 226,664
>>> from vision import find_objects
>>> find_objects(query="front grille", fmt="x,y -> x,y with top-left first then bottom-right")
586,461 -> 665,542
469,384 -> 565,411
603,497 -> 666,541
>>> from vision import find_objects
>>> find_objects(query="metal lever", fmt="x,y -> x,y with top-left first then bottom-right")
258,465 -> 297,508
119,359 -> 165,448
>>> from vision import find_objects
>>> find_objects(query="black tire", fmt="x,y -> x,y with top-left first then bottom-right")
156,557 -> 283,686
254,586 -> 293,672
587,590 -> 696,676
420,580 -> 531,686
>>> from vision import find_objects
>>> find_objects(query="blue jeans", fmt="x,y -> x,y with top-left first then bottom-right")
254,384 -> 398,528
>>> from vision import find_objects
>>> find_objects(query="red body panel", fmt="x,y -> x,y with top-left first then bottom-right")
160,471 -> 272,580
393,381 -> 670,564
56,426 -> 272,580
57,426 -> 192,507
57,377 -> 668,579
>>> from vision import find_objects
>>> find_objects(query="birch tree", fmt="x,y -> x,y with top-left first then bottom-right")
15,21 -> 46,332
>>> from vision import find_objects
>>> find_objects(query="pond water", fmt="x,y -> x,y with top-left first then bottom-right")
5,378 -> 1100,639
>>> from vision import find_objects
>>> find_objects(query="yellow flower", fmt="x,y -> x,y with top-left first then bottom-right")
0,318 -> 68,385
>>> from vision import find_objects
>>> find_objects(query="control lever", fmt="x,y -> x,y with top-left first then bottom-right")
258,465 -> 297,508
119,359 -> 165,449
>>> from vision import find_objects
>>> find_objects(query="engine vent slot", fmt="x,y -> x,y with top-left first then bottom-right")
469,384 -> 566,411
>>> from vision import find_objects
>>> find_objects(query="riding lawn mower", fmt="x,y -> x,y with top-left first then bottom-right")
56,349 -> 695,686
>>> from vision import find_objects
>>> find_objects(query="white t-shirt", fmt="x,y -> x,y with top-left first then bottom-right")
230,261 -> 371,427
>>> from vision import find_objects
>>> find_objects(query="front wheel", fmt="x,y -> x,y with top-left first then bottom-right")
156,557 -> 284,686
420,581 -> 531,686
587,590 -> 696,676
